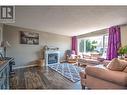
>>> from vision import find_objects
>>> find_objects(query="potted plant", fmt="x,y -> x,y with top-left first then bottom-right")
118,45 -> 127,59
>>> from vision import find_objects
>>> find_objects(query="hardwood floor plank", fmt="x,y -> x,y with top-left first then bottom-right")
10,66 -> 81,89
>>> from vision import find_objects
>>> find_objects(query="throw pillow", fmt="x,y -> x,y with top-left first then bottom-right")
106,58 -> 127,71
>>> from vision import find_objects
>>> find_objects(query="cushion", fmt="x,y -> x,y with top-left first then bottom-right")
106,58 -> 127,71
123,67 -> 127,73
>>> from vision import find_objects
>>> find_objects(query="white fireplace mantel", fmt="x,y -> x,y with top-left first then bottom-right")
45,50 -> 60,66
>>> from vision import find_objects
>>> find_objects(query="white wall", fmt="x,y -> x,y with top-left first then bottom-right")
77,24 -> 127,54
3,25 -> 71,68
77,29 -> 107,39
121,25 -> 127,46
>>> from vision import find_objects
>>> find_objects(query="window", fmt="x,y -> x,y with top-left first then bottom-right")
78,34 -> 108,58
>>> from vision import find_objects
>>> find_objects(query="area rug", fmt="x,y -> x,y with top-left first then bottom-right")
48,63 -> 84,82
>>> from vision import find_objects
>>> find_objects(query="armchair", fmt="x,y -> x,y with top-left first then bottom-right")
66,50 -> 80,63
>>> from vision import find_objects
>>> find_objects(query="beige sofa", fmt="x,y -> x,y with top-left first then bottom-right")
80,65 -> 127,89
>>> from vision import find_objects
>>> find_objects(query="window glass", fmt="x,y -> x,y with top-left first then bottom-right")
78,34 -> 108,58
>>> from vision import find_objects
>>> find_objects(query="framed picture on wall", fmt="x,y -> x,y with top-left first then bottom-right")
20,31 -> 39,45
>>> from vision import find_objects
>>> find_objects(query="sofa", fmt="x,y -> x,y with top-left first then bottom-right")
80,59 -> 127,89
78,58 -> 102,67
78,53 -> 105,67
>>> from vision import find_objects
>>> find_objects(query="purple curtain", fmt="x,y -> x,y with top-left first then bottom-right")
106,26 -> 121,60
71,36 -> 77,55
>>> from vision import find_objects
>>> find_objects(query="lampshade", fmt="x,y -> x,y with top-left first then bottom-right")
1,41 -> 11,47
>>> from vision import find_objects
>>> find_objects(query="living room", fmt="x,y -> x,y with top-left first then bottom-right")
0,6 -> 127,91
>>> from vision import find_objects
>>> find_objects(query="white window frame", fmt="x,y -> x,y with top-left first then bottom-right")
78,34 -> 108,57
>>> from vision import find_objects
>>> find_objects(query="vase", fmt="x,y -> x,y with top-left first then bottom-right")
118,55 -> 125,59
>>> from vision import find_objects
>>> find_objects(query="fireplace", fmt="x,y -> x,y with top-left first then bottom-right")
44,46 -> 60,66
48,53 -> 58,64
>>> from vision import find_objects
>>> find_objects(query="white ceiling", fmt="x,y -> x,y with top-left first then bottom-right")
8,6 -> 127,36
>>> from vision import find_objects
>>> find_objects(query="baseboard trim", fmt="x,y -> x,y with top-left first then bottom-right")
13,64 -> 37,70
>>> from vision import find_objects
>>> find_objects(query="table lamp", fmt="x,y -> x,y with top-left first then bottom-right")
1,41 -> 11,57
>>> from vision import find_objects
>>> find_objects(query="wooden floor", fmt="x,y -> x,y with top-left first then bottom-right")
10,66 -> 82,89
